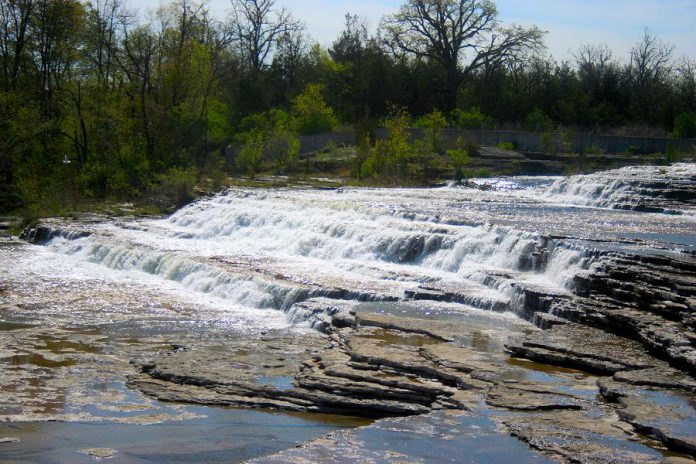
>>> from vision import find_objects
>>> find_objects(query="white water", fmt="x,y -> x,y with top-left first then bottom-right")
21,164 -> 692,329
541,163 -> 696,213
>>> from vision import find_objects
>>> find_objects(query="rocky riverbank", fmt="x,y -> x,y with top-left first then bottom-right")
4,165 -> 696,463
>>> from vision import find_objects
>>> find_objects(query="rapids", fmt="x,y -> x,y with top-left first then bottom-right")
29,164 -> 696,327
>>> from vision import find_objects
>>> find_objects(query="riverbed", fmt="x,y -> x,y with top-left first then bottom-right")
2,163 -> 695,463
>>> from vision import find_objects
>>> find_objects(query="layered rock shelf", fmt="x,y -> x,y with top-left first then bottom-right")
6,165 -> 696,463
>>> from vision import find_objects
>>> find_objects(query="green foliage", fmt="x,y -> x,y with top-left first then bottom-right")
540,131 -> 555,154
672,112 -> 696,138
378,108 -> 414,177
267,128 -> 301,173
560,130 -> 576,153
451,107 -> 489,129
525,109 -> 553,132
154,166 -> 198,209
497,141 -> 516,151
447,137 -> 470,181
3,0 -> 695,214
414,110 -> 447,154
207,99 -> 233,145
235,132 -> 265,177
292,83 -> 337,135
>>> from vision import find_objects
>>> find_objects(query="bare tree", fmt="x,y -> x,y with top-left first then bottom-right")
575,44 -> 613,83
627,28 -> 674,123
229,0 -> 301,74
82,0 -> 124,89
675,57 -> 696,110
0,0 -> 34,91
380,0 -> 544,112
629,28 -> 673,87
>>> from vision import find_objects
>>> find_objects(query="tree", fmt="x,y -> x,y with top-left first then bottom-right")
380,0 -> 544,112
229,0 -> 301,74
628,29 -> 673,123
0,0 -> 34,91
292,82 -> 336,135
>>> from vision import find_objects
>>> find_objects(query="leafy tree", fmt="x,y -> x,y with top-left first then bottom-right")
292,83 -> 337,135
525,108 -> 552,132
414,109 -> 447,153
451,107 -> 489,129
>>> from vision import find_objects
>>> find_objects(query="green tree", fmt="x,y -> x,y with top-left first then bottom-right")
292,83 -> 337,135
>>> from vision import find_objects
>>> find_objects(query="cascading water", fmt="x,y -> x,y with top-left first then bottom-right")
541,163 -> 696,214
6,164 -> 696,464
37,182 -> 632,328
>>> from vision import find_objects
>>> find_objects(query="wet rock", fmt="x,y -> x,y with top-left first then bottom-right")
504,410 -> 666,464
507,322 -> 654,375
599,379 -> 696,456
78,448 -> 117,459
486,384 -> 585,411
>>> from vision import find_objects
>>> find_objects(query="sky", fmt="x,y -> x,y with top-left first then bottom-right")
130,0 -> 696,62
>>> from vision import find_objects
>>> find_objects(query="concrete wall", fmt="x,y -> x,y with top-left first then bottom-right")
225,129 -> 696,165
433,129 -> 696,155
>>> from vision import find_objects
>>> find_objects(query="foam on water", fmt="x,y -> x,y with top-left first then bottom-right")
541,163 -> 696,213
30,164 -> 694,328
35,185 -> 609,329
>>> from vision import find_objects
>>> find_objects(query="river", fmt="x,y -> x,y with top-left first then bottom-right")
1,163 -> 695,463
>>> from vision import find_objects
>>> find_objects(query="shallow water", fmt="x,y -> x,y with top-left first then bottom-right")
0,408 -> 368,464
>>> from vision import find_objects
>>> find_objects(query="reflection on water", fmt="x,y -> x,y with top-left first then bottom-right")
0,407 -> 368,464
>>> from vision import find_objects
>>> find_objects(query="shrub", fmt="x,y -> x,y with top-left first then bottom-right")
235,132 -> 264,177
497,141 -> 516,151
414,110 -> 447,154
451,107 -> 489,130
155,166 -> 197,208
672,112 -> 696,138
447,137 -> 470,181
540,131 -> 555,154
267,128 -> 300,173
525,108 -> 553,132
381,108 -> 414,177
293,83 -> 337,135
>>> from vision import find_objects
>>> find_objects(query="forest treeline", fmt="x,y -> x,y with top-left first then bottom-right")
1,0 -> 695,216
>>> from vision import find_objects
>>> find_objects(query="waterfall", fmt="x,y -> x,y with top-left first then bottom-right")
37,182 -> 606,329
541,163 -> 696,214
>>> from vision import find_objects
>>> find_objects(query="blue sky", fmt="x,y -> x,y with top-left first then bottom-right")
131,0 -> 696,61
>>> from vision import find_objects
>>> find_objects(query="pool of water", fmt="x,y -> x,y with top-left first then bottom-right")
0,408 -> 369,464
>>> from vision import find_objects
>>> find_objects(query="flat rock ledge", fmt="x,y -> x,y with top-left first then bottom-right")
129,302 -> 696,463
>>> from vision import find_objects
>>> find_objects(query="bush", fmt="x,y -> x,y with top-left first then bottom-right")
451,107 -> 489,129
447,137 -> 470,181
293,83 -> 337,135
497,141 -> 516,151
267,128 -> 300,173
672,112 -> 696,138
154,166 -> 197,208
380,108 -> 414,177
525,108 -> 553,132
414,110 -> 447,154
235,132 -> 264,177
